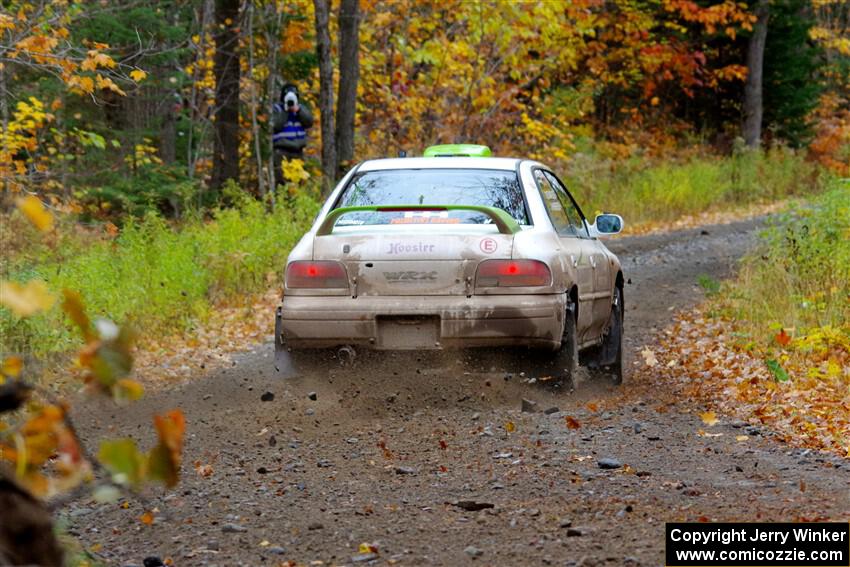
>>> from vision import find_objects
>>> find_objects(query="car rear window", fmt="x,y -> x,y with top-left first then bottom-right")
334,168 -> 529,227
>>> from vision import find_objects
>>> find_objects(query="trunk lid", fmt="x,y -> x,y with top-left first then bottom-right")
312,226 -> 514,296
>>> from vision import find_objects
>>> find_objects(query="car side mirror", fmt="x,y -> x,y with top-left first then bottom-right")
590,213 -> 623,237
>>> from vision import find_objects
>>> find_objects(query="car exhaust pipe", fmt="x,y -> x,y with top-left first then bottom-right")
337,345 -> 356,367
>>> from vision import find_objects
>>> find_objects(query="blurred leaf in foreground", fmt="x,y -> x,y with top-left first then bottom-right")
148,409 -> 186,487
0,280 -> 56,317
99,410 -> 185,488
16,195 -> 54,232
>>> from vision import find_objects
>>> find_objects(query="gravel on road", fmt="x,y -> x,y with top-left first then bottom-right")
67,219 -> 850,566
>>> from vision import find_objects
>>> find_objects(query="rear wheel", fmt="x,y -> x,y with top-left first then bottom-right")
529,301 -> 578,383
592,287 -> 623,385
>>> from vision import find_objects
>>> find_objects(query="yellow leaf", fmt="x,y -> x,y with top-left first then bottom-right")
699,411 -> 719,426
130,69 -> 147,82
504,421 -> 516,433
113,379 -> 144,402
16,195 -> 53,231
735,435 -> 749,442
95,74 -> 126,96
1,356 -> 23,378
0,280 -> 56,317
359,542 -> 378,554
281,158 -> 310,182
640,347 -> 658,367
75,76 -> 95,94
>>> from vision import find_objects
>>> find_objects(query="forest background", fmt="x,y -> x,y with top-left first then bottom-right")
0,0 -> 848,519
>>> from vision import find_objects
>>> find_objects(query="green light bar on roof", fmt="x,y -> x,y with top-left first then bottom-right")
423,144 -> 492,157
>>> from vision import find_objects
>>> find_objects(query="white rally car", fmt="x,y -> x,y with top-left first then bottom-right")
275,145 -> 625,383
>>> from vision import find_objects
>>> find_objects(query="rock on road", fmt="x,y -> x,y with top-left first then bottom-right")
70,219 -> 850,566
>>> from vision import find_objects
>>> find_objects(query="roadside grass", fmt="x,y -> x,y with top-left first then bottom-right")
723,181 -> 849,346
564,147 -> 824,228
696,274 -> 721,297
653,180 -> 849,456
0,190 -> 320,358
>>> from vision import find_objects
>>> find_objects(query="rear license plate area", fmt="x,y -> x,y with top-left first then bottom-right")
377,316 -> 440,350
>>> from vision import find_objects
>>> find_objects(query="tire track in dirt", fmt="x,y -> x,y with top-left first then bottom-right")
68,218 -> 850,566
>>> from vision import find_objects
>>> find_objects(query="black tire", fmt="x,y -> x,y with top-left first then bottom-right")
530,301 -> 578,383
594,286 -> 623,385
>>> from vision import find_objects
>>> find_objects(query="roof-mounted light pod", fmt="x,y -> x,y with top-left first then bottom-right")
423,144 -> 492,157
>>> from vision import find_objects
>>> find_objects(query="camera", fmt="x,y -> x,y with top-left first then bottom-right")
284,91 -> 298,110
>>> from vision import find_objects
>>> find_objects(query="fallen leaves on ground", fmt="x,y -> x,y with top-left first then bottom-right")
133,288 -> 280,383
633,310 -> 849,458
618,201 -> 791,237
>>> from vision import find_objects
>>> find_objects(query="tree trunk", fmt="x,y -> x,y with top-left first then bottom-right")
743,0 -> 769,149
265,5 -> 283,204
0,470 -> 64,567
314,0 -> 337,194
335,0 -> 360,176
211,0 -> 241,193
246,0 -> 265,199
160,93 -> 177,165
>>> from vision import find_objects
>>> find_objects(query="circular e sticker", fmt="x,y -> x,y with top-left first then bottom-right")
479,237 -> 498,254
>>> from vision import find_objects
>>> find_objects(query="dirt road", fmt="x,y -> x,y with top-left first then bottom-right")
68,219 -> 849,566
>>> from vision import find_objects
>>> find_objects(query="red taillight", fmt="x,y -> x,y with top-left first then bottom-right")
476,260 -> 551,288
286,261 -> 349,289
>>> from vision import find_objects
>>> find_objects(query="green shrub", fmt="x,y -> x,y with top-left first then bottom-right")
723,180 -> 850,340
79,165 -> 201,219
562,148 -> 823,225
0,190 -> 320,357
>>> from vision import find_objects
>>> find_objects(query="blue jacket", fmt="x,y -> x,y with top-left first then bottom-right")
272,103 -> 313,154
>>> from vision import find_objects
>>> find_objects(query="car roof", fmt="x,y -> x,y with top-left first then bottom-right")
357,157 -> 523,172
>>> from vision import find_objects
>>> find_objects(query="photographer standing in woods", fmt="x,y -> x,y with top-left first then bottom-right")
272,83 -> 313,176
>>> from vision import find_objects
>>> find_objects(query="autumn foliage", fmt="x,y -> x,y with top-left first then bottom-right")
634,183 -> 850,458
0,0 -> 848,534
0,201 -> 185,504
2,0 -> 847,211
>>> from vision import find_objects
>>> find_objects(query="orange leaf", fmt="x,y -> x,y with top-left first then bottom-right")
565,416 -> 581,429
1,356 -> 23,378
775,329 -> 791,347
140,511 -> 154,525
147,409 -> 186,487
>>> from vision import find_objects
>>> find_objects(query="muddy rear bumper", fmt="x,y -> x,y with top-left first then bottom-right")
277,294 -> 565,350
